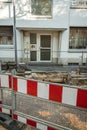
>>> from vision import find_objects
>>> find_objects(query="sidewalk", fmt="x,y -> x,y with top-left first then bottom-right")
28,64 -> 79,72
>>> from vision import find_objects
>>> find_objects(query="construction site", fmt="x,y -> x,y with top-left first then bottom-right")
0,0 -> 87,129
0,62 -> 87,130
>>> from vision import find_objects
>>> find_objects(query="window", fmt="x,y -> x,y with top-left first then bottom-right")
15,0 -> 52,18
78,0 -> 87,6
40,35 -> 51,47
31,0 -> 52,16
30,33 -> 36,44
69,28 -> 87,49
0,26 -> 13,46
0,36 -> 13,45
71,0 -> 87,7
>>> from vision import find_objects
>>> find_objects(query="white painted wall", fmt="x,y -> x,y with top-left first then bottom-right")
70,9 -> 87,26
16,30 -> 24,58
0,49 -> 15,58
16,0 -> 69,29
52,32 -> 59,58
60,29 -> 69,56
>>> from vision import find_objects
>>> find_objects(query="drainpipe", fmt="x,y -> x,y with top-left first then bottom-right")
13,0 -> 18,71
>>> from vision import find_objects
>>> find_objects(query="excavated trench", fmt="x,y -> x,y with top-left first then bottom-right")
24,71 -> 87,88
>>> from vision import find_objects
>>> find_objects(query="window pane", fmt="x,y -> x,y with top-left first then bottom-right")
0,26 -> 13,36
30,33 -> 36,44
71,0 -> 87,7
40,35 -> 51,47
31,0 -> 52,16
30,51 -> 37,61
8,36 -> 13,45
69,28 -> 87,49
0,36 -> 13,45
40,49 -> 50,60
0,37 -> 7,45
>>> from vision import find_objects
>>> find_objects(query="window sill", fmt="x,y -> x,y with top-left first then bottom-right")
70,6 -> 87,9
0,45 -> 14,49
68,49 -> 87,53
29,15 -> 52,20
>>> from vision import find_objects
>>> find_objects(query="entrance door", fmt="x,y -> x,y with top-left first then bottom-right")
24,32 -> 37,62
30,33 -> 37,61
24,32 -> 52,62
40,35 -> 51,61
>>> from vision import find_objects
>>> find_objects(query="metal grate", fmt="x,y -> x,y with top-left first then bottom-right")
30,51 -> 37,61
2,90 -> 12,107
30,33 -> 36,44
40,49 -> 50,60
16,93 -> 87,130
40,35 -> 51,47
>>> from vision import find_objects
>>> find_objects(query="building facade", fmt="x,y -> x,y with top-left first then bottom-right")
0,0 -> 87,65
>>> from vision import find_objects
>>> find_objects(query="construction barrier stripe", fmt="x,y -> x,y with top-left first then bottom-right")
13,114 -> 56,130
0,75 -> 11,88
0,75 -> 87,108
9,75 -> 12,88
0,107 -> 12,115
0,74 -> 87,130
0,107 -> 2,112
49,84 -> 63,102
0,101 -> 2,104
77,89 -> 87,108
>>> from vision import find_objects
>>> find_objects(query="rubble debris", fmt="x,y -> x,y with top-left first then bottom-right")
25,72 -> 68,83
25,70 -> 87,87
68,69 -> 87,86
1,62 -> 87,87
79,66 -> 87,73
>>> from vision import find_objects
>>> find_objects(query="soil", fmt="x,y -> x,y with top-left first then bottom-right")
25,71 -> 87,87
0,125 -> 7,130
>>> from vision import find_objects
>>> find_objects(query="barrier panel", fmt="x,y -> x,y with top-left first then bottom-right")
0,89 -> 1,101
13,76 -> 87,109
0,74 -> 87,130
0,74 -> 12,115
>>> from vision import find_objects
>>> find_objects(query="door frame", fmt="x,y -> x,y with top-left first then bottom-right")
38,33 -> 52,62
23,31 -> 53,62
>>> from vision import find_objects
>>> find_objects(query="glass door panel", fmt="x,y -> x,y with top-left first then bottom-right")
30,51 -> 37,61
40,35 -> 51,61
30,33 -> 37,61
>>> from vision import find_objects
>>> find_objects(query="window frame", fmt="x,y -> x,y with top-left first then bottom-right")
30,0 -> 53,18
69,27 -> 87,51
0,36 -> 14,49
71,0 -> 87,8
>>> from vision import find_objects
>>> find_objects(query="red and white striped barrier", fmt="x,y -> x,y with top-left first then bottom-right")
0,74 -> 11,88
0,74 -> 87,109
0,74 -> 12,116
13,114 -> 56,130
0,74 -> 87,130
13,77 -> 87,109
0,107 -> 12,115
